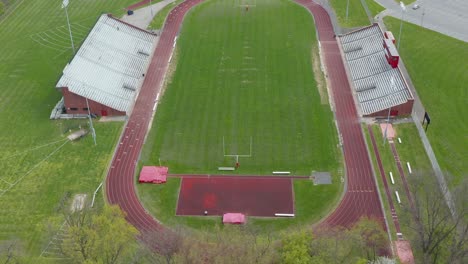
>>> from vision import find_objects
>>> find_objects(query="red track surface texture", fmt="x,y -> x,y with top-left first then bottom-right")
176,177 -> 294,217
294,0 -> 384,228
106,0 -> 385,242
106,0 -> 204,234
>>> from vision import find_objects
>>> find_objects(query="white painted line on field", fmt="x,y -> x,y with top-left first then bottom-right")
406,162 -> 412,174
0,178 -> 13,186
389,172 -> 395,185
168,54 -> 173,63
156,92 -> 160,101
395,191 -> 401,204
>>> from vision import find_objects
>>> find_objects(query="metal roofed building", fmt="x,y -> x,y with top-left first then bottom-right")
55,14 -> 157,117
339,24 -> 414,117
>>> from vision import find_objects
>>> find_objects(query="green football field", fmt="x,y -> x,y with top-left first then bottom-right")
137,0 -> 342,231
141,0 -> 340,176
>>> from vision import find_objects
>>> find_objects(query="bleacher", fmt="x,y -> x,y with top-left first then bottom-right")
56,14 -> 157,114
340,24 -> 413,116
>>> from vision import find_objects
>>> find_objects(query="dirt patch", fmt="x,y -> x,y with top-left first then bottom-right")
311,44 -> 328,105
161,48 -> 179,96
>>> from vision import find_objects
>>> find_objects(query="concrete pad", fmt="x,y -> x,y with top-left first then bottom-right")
313,172 -> 332,185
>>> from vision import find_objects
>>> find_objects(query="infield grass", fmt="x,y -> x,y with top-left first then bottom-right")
138,0 -> 341,229
0,0 -> 136,259
384,17 -> 468,184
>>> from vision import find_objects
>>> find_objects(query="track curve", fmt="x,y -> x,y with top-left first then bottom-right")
106,0 -> 205,235
106,0 -> 385,247
293,0 -> 384,228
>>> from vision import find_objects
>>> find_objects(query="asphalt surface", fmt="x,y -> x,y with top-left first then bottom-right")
376,0 -> 468,42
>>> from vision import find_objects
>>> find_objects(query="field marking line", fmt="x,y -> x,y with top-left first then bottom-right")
53,48 -> 72,59
0,140 -> 69,198
1,138 -> 68,160
30,35 -> 69,51
41,32 -> 73,46
0,178 -> 13,186
40,221 -> 68,258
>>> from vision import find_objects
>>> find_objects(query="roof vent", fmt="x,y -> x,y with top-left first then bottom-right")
123,84 -> 136,91
137,50 -> 150,56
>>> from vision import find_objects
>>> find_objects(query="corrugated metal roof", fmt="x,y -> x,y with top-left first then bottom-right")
340,25 -> 413,115
56,15 -> 156,113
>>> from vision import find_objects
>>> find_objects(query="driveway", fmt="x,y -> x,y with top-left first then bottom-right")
376,0 -> 468,42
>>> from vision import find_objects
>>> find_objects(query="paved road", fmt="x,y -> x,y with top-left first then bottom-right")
376,0 -> 468,42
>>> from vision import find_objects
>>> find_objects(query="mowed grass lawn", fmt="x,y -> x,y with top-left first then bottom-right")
385,17 -> 468,183
0,0 -> 136,259
138,0 -> 341,229
330,0 -> 369,28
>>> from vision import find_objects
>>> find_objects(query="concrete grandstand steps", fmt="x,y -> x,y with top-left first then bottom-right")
340,25 -> 381,44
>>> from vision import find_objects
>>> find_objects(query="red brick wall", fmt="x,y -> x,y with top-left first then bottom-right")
365,99 -> 414,118
61,87 -> 126,116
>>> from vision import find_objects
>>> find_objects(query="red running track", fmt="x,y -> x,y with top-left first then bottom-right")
294,0 -> 384,228
106,0 -> 385,245
106,0 -> 205,235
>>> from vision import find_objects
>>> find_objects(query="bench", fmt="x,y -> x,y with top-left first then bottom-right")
218,167 -> 235,171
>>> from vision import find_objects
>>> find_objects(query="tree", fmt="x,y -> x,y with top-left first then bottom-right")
0,240 -> 20,264
173,225 -> 277,264
60,205 -> 138,264
309,226 -> 356,263
405,171 -> 468,263
280,229 -> 312,264
350,217 -> 388,261
137,226 -> 184,264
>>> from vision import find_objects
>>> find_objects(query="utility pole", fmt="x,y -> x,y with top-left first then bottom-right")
62,0 -> 75,54
397,1 -> 407,49
383,77 -> 396,145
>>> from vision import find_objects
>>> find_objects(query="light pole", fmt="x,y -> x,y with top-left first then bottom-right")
397,1 -> 406,50
383,77 -> 395,145
150,0 -> 154,17
62,0 -> 75,54
421,8 -> 426,27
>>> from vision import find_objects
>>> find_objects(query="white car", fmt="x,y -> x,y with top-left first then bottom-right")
412,4 -> 420,10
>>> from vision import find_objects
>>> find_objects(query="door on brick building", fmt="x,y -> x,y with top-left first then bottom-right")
101,110 -> 108,116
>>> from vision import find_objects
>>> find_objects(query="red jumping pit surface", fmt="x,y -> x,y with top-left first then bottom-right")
294,0 -> 385,229
176,176 -> 294,217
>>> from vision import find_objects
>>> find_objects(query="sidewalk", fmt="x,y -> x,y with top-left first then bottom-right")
121,0 -> 175,30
